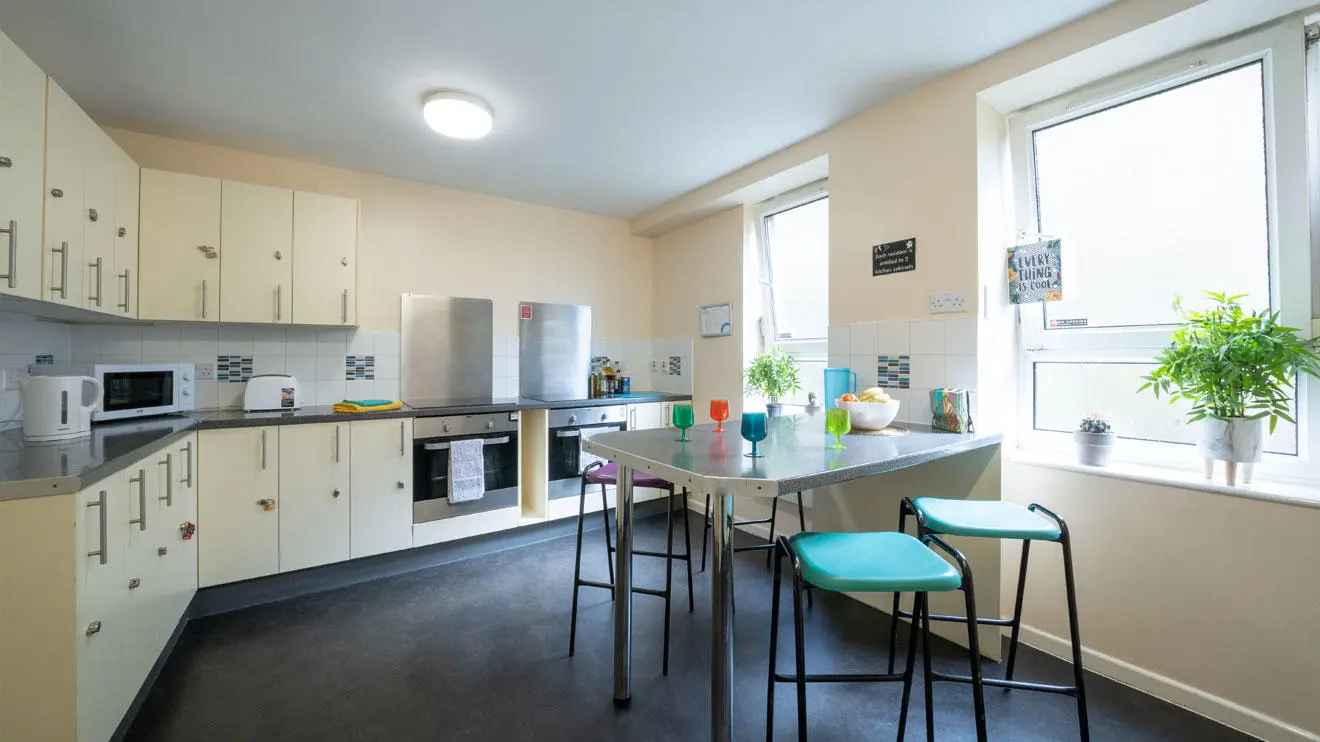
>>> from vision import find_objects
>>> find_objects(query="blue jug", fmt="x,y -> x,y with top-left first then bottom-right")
823,368 -> 857,409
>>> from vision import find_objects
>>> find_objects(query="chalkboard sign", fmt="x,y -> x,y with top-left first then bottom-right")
872,238 -> 916,276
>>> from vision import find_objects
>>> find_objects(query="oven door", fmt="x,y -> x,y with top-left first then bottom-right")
413,431 -> 520,523
95,368 -> 180,422
546,423 -> 622,501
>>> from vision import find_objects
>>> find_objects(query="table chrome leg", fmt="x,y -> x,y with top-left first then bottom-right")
613,464 -> 635,706
711,491 -> 735,741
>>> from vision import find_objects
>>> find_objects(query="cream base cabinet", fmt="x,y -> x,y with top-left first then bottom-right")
198,427 -> 280,587
138,169 -> 221,321
76,477 -> 130,742
629,402 -> 667,430
0,30 -> 47,300
220,180 -> 293,324
156,435 -> 198,621
42,79 -> 86,308
292,191 -> 358,325
278,422 -> 350,571
349,418 -> 414,558
111,148 -> 139,317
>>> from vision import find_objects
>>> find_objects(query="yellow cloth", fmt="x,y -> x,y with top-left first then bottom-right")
332,400 -> 403,414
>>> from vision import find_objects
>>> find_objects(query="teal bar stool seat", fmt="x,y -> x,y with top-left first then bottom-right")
767,531 -> 987,742
887,497 -> 1090,741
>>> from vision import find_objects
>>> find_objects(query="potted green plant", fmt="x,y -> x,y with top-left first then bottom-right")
1139,291 -> 1320,485
1074,414 -> 1115,467
743,348 -> 801,417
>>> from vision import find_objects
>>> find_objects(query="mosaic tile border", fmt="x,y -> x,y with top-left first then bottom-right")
877,354 -> 910,390
217,355 -> 253,383
346,355 -> 375,381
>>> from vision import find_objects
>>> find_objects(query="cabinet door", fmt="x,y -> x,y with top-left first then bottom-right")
349,418 -> 413,558
197,427 -> 279,587
630,403 -> 665,430
122,462 -> 167,697
81,125 -> 117,313
220,180 -> 292,324
156,435 -> 198,622
278,422 -> 350,571
292,191 -> 357,325
138,169 -> 220,321
112,148 -> 139,317
0,31 -> 47,300
43,79 -> 85,308
76,479 -> 128,742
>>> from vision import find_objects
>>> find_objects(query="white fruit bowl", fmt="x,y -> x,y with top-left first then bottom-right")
836,399 -> 901,431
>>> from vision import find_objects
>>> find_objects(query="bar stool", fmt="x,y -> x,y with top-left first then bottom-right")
768,531 -> 987,741
568,461 -> 694,675
701,491 -> 809,569
886,497 -> 1090,741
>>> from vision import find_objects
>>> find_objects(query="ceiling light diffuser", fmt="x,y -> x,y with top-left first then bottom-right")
422,90 -> 493,140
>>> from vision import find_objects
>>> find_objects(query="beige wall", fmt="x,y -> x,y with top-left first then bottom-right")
108,129 -> 654,337
651,206 -> 746,417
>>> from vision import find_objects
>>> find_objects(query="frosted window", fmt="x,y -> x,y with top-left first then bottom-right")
1032,62 -> 1270,330
765,197 -> 829,342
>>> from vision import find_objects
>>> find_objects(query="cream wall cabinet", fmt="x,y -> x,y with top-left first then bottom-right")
292,190 -> 358,325
81,124 -> 118,313
42,79 -> 85,308
197,426 -> 280,586
137,169 -> 221,322
278,422 -> 351,571
111,147 -> 139,317
220,180 -> 293,324
0,30 -> 47,300
349,418 -> 414,558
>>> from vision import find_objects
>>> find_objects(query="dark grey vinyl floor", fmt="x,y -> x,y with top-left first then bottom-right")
127,511 -> 1255,741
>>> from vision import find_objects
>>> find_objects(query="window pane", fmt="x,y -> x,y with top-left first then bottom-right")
1032,63 -> 1270,330
765,197 -> 829,341
1034,362 -> 1296,455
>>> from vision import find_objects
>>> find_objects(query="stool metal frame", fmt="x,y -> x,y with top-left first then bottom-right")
701,491 -> 808,570
568,461 -> 694,675
887,496 -> 1090,741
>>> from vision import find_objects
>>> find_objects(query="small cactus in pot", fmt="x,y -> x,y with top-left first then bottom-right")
1074,414 -> 1115,466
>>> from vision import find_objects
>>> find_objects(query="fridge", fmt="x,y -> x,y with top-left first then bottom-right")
518,301 -> 590,401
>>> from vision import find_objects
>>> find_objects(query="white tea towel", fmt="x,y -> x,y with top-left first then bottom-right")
578,429 -> 607,474
447,439 -> 486,503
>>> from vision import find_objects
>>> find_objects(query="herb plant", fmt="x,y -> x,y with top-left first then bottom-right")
743,348 -> 801,405
1139,292 -> 1320,432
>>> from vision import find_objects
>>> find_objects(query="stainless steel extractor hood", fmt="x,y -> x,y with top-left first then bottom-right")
518,301 -> 590,402
401,295 -> 494,406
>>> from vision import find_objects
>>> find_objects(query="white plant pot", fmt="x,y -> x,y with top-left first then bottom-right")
1073,431 -> 1115,467
1195,417 -> 1263,486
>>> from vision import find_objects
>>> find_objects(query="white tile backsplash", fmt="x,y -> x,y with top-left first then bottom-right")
908,354 -> 946,389
848,322 -> 879,356
944,317 -> 977,356
827,325 -> 850,358
945,354 -> 977,388
850,355 -> 878,389
909,320 -> 946,355
876,322 -> 909,355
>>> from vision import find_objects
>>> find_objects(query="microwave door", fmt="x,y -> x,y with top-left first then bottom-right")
99,371 -> 175,420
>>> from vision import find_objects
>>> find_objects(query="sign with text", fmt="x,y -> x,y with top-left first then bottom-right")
872,238 -> 916,276
1007,238 -> 1063,304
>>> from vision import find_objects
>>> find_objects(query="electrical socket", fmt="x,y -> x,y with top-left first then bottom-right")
196,362 -> 216,381
2,366 -> 24,392
929,291 -> 966,315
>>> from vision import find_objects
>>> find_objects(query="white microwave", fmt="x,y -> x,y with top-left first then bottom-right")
35,363 -> 196,422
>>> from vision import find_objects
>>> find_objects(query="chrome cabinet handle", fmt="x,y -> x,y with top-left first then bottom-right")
201,279 -> 208,319
275,284 -> 282,321
50,241 -> 68,298
261,429 -> 268,469
85,621 -> 102,636
159,453 -> 173,506
341,289 -> 349,324
400,420 -> 406,456
87,490 -> 108,564
88,257 -> 103,306
117,269 -> 131,312
0,220 -> 15,289
334,425 -> 341,463
128,469 -> 147,531
182,441 -> 193,487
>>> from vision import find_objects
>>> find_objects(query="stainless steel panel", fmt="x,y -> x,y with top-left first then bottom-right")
414,412 -> 519,439
412,485 -> 520,522
518,301 -> 590,401
547,405 -> 626,429
402,295 -> 494,405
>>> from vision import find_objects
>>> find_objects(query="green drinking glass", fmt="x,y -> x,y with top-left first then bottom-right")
673,403 -> 695,442
825,408 -> 851,450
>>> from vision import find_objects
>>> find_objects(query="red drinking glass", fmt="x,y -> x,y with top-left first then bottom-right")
710,399 -> 730,432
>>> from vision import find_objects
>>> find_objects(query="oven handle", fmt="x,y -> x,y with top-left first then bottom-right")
423,436 -> 510,451
555,426 -> 622,438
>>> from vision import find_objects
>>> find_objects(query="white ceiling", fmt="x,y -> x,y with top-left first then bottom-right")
0,0 -> 1117,219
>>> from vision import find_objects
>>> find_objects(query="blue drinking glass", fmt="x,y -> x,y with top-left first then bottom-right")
741,412 -> 768,458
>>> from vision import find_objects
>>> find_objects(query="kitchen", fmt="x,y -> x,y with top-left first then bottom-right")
3,2 -> 1320,742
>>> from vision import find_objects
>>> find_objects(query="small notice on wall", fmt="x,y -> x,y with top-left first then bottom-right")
1007,238 -> 1063,304
872,238 -> 916,276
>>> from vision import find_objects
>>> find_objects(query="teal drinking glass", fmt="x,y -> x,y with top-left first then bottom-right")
673,403 -> 695,442
741,412 -> 768,458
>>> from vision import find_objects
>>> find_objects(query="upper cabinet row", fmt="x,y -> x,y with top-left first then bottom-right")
137,172 -> 357,325
0,29 -> 358,326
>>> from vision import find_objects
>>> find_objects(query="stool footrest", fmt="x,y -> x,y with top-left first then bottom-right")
772,671 -> 906,684
606,545 -> 691,561
931,671 -> 1077,695
734,542 -> 775,553
576,579 -> 668,599
896,608 -> 1015,627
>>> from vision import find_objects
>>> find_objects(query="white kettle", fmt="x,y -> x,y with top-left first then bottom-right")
19,375 -> 103,442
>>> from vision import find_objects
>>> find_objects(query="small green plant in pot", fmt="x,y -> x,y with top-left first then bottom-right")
1074,414 -> 1115,467
743,348 -> 801,417
1139,291 -> 1320,485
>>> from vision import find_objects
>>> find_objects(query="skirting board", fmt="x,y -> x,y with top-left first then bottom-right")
1020,625 -> 1314,742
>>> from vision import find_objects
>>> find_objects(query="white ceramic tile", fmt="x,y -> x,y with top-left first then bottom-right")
909,320 -> 946,355
285,328 -> 319,357
347,329 -> 375,355
591,337 -> 607,356
315,380 -> 346,405
374,355 -> 399,380
217,326 -> 253,352
849,323 -> 879,356
945,354 -> 978,388
252,354 -> 285,377
345,379 -> 375,400
217,380 -> 246,409
100,354 -> 142,365
252,326 -> 287,355
876,322 -> 910,355
505,335 -> 519,357
827,353 -> 848,370
317,329 -> 349,356
850,355 -> 878,388
141,325 -> 182,360
827,325 -> 850,358
100,326 -> 143,358
491,355 -> 507,378
316,354 -> 346,382
944,317 -> 977,356
378,332 -> 402,356
0,389 -> 20,424
195,380 -> 219,410
284,355 -> 318,384
908,354 -> 946,389
69,324 -> 102,357
907,388 -> 933,425
375,378 -> 400,401
180,327 -> 218,360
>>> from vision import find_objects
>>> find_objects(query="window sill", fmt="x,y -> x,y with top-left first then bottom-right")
1005,449 -> 1320,510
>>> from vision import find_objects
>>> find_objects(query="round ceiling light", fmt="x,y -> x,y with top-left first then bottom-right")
422,90 -> 493,140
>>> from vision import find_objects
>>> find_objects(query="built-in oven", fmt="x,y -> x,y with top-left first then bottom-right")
413,412 -> 520,524
546,405 -> 628,501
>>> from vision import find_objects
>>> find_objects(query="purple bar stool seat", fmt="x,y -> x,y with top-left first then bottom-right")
585,461 -> 670,489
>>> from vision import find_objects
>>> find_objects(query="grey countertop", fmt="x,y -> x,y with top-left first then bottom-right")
583,414 -> 1002,497
0,391 -> 691,501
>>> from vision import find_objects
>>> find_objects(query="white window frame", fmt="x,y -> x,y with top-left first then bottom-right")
1008,20 -> 1318,482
